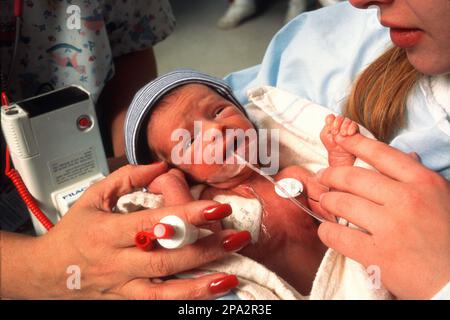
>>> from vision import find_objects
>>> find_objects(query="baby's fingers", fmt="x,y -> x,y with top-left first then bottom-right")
325,114 -> 336,126
347,121 -> 359,136
340,118 -> 352,136
332,115 -> 345,134
150,169 -> 194,205
321,116 -> 336,148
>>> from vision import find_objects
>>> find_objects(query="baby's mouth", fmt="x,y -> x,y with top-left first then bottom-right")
205,134 -> 259,185
206,162 -> 246,184
223,135 -> 240,163
222,134 -> 258,164
205,139 -> 247,184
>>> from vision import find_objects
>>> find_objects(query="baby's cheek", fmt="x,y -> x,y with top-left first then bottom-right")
187,164 -> 220,182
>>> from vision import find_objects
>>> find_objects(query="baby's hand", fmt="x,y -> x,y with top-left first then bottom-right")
320,115 -> 359,167
324,114 -> 359,137
149,168 -> 194,205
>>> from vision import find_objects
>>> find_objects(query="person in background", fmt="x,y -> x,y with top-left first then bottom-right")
0,0 -> 175,232
217,0 -> 341,29
1,2 -> 250,300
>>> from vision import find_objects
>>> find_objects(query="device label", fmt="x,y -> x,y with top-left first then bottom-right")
49,146 -> 98,186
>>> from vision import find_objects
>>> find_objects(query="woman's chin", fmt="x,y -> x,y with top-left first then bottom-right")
406,49 -> 450,75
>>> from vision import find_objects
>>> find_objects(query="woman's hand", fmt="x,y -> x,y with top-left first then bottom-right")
316,134 -> 450,299
1,163 -> 251,299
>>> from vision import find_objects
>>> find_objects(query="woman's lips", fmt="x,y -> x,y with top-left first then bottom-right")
389,28 -> 423,49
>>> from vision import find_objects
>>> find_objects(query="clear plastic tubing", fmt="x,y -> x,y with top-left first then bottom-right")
233,154 -> 335,223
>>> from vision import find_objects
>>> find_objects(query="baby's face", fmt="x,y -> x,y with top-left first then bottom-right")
147,84 -> 255,188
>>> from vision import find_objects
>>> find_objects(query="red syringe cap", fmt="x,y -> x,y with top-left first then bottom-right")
134,231 -> 154,251
153,223 -> 175,239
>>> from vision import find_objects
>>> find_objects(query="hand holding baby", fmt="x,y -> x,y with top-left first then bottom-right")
317,133 -> 450,299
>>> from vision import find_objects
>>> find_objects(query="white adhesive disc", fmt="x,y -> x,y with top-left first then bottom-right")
274,178 -> 303,198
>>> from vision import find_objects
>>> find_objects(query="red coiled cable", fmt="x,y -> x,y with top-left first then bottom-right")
14,0 -> 23,18
2,92 -> 54,231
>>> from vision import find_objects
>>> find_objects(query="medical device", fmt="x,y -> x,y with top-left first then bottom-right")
156,215 -> 199,249
274,178 -> 304,198
234,154 -> 337,223
1,86 -> 109,235
134,216 -> 200,251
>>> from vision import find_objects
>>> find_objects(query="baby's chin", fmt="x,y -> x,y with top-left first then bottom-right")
205,166 -> 255,189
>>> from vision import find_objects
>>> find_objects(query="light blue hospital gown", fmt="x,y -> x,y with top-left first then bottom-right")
226,2 -> 450,180
0,0 -> 175,103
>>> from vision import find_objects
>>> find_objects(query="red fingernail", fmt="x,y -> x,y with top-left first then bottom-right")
209,275 -> 239,295
204,203 -> 232,221
152,223 -> 175,239
223,231 -> 251,252
135,231 -> 154,251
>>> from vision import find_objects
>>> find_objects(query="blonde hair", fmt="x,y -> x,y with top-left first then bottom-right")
343,46 -> 421,142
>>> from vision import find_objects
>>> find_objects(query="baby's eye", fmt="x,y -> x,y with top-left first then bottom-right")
185,135 -> 197,149
214,107 -> 226,117
186,137 -> 195,148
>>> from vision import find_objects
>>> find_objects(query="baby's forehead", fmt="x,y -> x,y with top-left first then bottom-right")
166,83 -> 221,100
156,83 -> 224,112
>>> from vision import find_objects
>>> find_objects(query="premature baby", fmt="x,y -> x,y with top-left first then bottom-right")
124,71 -> 360,295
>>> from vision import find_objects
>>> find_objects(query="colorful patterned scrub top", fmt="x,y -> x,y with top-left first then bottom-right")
0,0 -> 174,231
0,0 -> 175,103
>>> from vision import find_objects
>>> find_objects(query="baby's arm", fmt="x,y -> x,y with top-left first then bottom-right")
320,114 -> 360,167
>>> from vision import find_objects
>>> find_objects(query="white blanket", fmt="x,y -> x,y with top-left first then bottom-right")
246,86 -> 392,299
117,85 -> 393,299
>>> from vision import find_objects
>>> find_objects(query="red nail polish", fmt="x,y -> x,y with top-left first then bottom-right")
152,223 -> 175,239
222,231 -> 251,252
209,275 -> 239,295
204,203 -> 232,221
135,231 -> 154,251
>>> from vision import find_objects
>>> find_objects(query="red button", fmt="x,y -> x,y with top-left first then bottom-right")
77,116 -> 92,130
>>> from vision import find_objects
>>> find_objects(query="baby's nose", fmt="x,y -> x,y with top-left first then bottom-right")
203,121 -> 225,141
